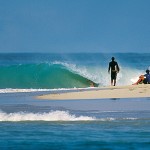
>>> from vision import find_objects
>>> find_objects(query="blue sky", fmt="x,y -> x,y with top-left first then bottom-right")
0,0 -> 150,53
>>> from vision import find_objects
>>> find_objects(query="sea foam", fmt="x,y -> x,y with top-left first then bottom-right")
0,110 -> 138,122
0,110 -> 95,122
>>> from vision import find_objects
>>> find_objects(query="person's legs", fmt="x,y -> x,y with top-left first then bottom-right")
111,73 -> 114,86
111,72 -> 117,86
114,73 -> 117,86
111,79 -> 113,86
132,79 -> 142,85
132,75 -> 144,85
114,79 -> 116,86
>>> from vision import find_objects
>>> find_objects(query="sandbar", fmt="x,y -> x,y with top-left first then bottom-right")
37,84 -> 150,100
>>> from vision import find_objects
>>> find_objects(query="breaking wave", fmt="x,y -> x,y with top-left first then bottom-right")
0,110 -> 95,121
0,63 -> 98,89
0,110 -> 138,122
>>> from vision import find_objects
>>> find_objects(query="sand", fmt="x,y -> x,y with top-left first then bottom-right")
37,84 -> 150,100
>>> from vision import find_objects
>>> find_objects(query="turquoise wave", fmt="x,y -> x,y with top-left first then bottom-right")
0,63 -> 98,89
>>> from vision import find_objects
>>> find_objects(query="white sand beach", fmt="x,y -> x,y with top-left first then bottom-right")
37,84 -> 150,100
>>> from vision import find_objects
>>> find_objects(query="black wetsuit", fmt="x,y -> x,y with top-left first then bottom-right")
108,61 -> 119,80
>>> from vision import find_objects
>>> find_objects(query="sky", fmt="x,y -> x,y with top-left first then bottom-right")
0,0 -> 150,53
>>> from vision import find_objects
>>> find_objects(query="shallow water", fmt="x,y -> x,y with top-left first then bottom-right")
0,92 -> 150,150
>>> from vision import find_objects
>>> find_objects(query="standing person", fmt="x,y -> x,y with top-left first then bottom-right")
108,57 -> 120,86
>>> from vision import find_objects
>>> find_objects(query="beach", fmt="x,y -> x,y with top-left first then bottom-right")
37,84 -> 150,100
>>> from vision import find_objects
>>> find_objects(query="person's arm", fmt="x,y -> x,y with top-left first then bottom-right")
108,63 -> 110,73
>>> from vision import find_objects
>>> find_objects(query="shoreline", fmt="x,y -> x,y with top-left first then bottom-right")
37,84 -> 150,100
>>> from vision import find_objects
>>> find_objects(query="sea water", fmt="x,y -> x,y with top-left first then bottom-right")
0,53 -> 150,150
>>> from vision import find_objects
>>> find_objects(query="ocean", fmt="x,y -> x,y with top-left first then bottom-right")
0,53 -> 150,150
